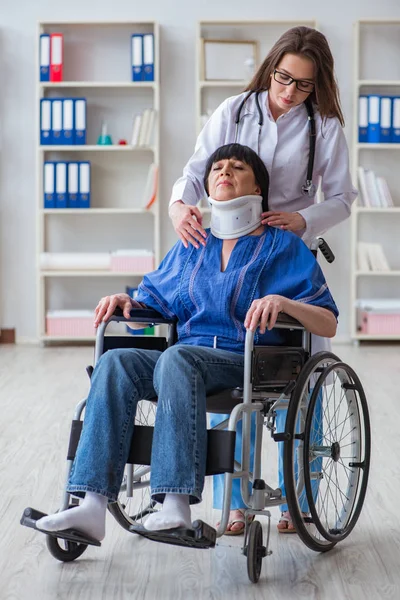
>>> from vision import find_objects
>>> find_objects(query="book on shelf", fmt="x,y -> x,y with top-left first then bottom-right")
131,109 -> 156,148
142,162 -> 158,209
357,242 -> 390,272
357,167 -> 394,208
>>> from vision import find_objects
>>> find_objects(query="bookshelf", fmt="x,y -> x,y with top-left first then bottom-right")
37,21 -> 160,343
351,20 -> 400,342
195,20 -> 317,222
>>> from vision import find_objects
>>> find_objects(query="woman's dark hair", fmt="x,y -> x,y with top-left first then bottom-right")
245,26 -> 344,127
203,143 -> 269,212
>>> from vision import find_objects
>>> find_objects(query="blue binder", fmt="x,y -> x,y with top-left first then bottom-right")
39,34 -> 50,82
74,99 -> 87,145
78,162 -> 90,208
358,96 -> 368,143
131,34 -> 143,81
367,95 -> 380,143
143,33 -> 154,81
55,161 -> 68,208
40,99 -> 52,145
62,99 -> 75,145
393,98 -> 400,143
52,99 -> 63,145
43,162 -> 55,208
67,162 -> 79,208
380,97 -> 392,143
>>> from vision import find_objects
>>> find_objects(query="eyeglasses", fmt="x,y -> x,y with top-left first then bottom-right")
273,69 -> 315,93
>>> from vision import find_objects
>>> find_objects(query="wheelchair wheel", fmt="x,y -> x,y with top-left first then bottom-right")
284,352 -> 370,552
246,521 -> 264,584
46,534 -> 88,562
108,400 -> 158,529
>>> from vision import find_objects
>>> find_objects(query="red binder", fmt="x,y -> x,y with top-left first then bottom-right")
50,33 -> 63,82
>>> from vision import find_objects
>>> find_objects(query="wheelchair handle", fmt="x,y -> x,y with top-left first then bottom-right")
310,237 -> 335,263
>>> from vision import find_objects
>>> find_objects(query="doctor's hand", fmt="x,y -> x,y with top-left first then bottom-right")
169,200 -> 207,249
262,211 -> 306,232
94,293 -> 143,328
244,295 -> 288,334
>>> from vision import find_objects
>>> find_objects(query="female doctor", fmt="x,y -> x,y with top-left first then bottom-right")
169,26 -> 357,534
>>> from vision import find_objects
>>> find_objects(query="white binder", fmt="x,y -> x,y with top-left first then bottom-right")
52,99 -> 63,144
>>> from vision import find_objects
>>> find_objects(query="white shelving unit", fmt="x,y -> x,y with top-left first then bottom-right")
37,21 -> 160,343
351,19 -> 400,341
195,20 -> 317,221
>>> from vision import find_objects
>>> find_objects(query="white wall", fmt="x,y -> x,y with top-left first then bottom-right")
1,0 -> 400,342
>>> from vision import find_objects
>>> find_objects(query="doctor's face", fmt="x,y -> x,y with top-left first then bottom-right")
207,157 -> 261,201
269,52 -> 315,118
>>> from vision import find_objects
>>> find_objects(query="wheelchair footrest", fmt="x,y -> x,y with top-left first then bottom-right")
129,519 -> 216,549
20,507 -> 101,547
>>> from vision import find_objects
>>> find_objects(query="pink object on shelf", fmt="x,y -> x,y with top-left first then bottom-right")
110,253 -> 154,273
360,311 -> 400,335
46,311 -> 95,337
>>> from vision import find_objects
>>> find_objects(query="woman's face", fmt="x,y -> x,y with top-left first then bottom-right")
269,52 -> 315,118
207,157 -> 261,201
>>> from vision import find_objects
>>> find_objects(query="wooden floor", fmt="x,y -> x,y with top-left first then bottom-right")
2,342 -> 400,599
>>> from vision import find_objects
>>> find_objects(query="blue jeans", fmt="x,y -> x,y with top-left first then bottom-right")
67,345 -> 244,504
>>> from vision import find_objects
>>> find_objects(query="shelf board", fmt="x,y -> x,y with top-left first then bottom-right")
200,80 -> 247,88
355,271 -> 400,276
358,79 -> 400,86
355,207 -> 400,212
199,19 -> 316,25
42,208 -> 152,215
39,81 -> 156,89
357,143 -> 400,150
40,271 -> 146,277
39,145 -> 154,152
40,20 -> 157,26
353,333 -> 400,341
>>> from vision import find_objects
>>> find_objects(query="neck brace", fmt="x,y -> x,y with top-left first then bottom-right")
208,194 -> 263,239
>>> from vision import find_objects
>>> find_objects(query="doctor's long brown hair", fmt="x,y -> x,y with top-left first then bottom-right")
245,26 -> 345,127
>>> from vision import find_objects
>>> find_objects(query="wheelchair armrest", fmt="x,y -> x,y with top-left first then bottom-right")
111,306 -> 176,326
274,313 -> 304,330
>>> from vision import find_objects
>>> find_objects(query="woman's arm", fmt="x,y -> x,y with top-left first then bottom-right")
169,98 -> 232,248
245,294 -> 337,338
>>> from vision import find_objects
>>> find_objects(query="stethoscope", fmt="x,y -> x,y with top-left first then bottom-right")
234,90 -> 317,198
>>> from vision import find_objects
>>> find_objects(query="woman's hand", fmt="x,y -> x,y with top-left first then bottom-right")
94,293 -> 142,328
244,295 -> 288,334
169,201 -> 207,249
261,211 -> 306,232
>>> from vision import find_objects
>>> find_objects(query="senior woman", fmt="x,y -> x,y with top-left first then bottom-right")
35,144 -> 338,541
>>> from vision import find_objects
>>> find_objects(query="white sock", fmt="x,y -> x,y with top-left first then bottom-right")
36,491 -> 107,541
144,493 -> 192,531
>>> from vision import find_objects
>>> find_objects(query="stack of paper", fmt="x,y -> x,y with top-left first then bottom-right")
356,298 -> 400,312
40,253 -> 111,270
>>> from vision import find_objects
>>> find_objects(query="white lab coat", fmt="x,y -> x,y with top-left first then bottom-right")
170,90 -> 357,354
170,89 -> 357,247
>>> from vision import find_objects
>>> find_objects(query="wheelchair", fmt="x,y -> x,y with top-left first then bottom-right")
21,304 -> 371,583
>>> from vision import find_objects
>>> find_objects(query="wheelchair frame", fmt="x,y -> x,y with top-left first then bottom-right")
21,308 -> 370,583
